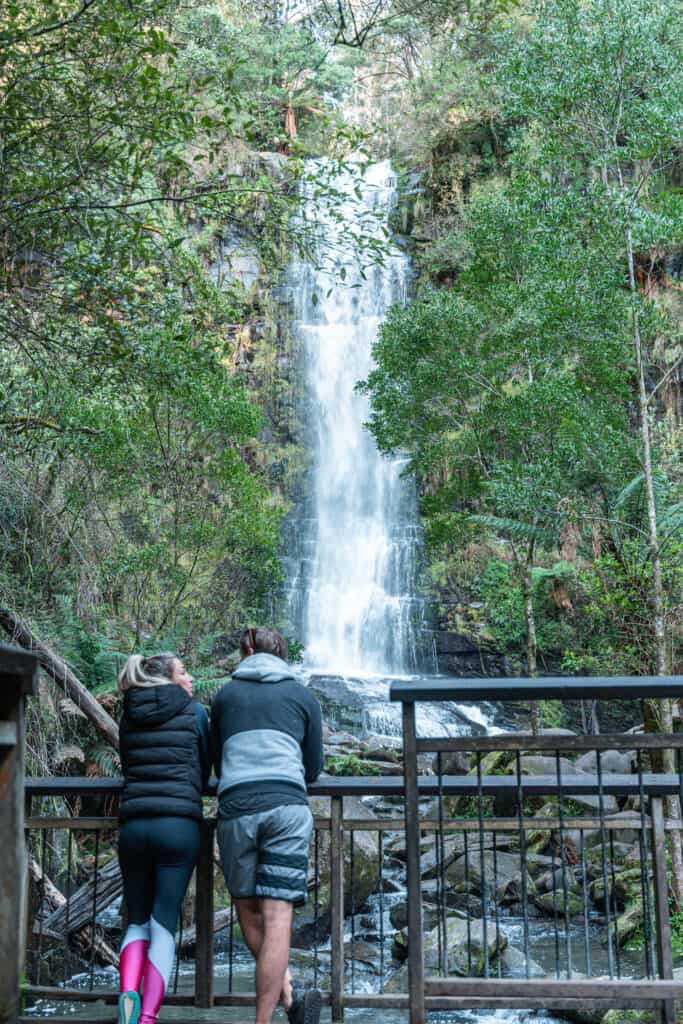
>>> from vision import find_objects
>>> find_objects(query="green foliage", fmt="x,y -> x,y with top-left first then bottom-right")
480,559 -> 575,659
362,0 -> 683,675
285,637 -> 306,664
0,0 -> 337,656
174,1 -> 357,156
326,754 -> 382,776
540,701 -> 564,729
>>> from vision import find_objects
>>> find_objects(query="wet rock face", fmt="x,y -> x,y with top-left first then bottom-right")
433,629 -> 511,678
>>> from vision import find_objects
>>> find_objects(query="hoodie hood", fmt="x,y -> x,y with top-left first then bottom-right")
231,652 -> 298,684
123,683 -> 192,727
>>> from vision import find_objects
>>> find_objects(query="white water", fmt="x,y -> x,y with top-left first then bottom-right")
287,160 -> 423,677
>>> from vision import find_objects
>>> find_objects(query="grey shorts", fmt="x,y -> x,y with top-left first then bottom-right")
217,804 -> 313,905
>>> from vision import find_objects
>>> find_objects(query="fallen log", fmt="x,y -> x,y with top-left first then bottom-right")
179,908 -> 231,951
0,607 -> 119,748
44,855 -> 122,935
29,856 -> 119,968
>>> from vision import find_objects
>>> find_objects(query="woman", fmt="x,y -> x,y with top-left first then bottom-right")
116,653 -> 210,1024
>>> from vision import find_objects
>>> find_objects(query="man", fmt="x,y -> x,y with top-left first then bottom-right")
211,626 -> 324,1024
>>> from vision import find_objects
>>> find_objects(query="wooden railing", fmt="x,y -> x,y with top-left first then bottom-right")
0,644 -> 38,1024
8,666 -> 683,1023
392,675 -> 683,1024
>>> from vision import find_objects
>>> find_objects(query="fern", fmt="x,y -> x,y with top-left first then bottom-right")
471,513 -> 556,547
91,744 -> 121,777
613,471 -> 683,557
532,560 -> 575,582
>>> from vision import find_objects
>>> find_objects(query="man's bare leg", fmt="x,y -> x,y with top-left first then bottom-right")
254,898 -> 294,1024
234,897 -> 293,1011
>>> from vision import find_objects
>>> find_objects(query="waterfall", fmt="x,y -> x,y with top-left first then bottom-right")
286,160 -> 424,677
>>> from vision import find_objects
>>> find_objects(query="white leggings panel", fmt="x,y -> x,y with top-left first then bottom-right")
148,915 -> 176,989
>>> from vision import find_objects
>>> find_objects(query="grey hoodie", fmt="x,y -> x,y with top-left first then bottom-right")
210,653 -> 324,820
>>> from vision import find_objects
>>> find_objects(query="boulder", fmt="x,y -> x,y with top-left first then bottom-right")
389,902 -> 440,932
567,791 -> 618,814
343,940 -> 379,968
421,878 -> 481,915
384,964 -> 408,993
616,902 -> 644,947
525,853 -> 557,876
393,916 -> 506,976
534,889 -> 584,917
557,1009 -> 608,1024
431,750 -> 470,775
425,917 -> 506,975
447,850 -> 535,905
326,731 -> 360,747
605,812 -> 644,845
420,835 -> 466,879
576,750 -> 635,775
520,755 -> 579,778
365,732 -> 403,751
365,747 -> 400,764
519,757 -> 618,814
536,866 -> 580,895
589,867 -> 644,912
53,743 -> 85,769
500,945 -> 545,978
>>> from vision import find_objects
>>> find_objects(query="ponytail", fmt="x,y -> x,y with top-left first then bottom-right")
118,652 -> 177,692
239,626 -> 288,661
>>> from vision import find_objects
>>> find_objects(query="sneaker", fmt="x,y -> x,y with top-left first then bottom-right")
286,987 -> 322,1024
118,991 -> 141,1024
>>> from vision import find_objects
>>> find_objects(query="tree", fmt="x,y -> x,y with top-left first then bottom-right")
498,0 -> 683,904
361,180 -> 636,730
0,0 -> 299,650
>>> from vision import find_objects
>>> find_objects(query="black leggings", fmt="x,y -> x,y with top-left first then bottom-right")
118,816 -> 200,935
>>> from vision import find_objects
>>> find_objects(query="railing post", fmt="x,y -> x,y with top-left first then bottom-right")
651,796 -> 675,1024
0,644 -> 37,1024
330,795 -> 345,1022
402,699 -> 425,1024
194,818 -> 215,1009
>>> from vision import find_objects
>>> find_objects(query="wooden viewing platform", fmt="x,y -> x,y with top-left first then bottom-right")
6,665 -> 683,1023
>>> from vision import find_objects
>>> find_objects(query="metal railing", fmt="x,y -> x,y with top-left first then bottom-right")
392,675 -> 683,1024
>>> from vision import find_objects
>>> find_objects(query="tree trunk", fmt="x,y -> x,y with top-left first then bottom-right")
624,224 -> 683,908
29,856 -> 119,968
0,606 -> 119,748
180,908 -> 231,951
44,855 -> 123,936
522,542 -> 540,735
284,95 -> 297,138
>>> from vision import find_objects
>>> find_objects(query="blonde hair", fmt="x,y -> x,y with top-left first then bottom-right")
118,652 -> 178,693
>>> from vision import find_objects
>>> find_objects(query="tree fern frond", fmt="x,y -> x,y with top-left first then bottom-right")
471,514 -> 556,546
532,560 -> 575,582
614,472 -> 645,511
91,745 -> 121,777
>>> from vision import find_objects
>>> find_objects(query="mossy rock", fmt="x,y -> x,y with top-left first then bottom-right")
392,916 -> 507,976
589,867 -> 644,911
534,889 -> 584,917
447,849 -> 535,905
616,901 -> 644,947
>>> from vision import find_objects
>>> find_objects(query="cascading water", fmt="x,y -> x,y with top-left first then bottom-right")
287,159 -> 424,678
284,160 -> 492,740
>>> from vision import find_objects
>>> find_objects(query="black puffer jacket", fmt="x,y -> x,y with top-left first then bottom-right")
119,685 -> 210,822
